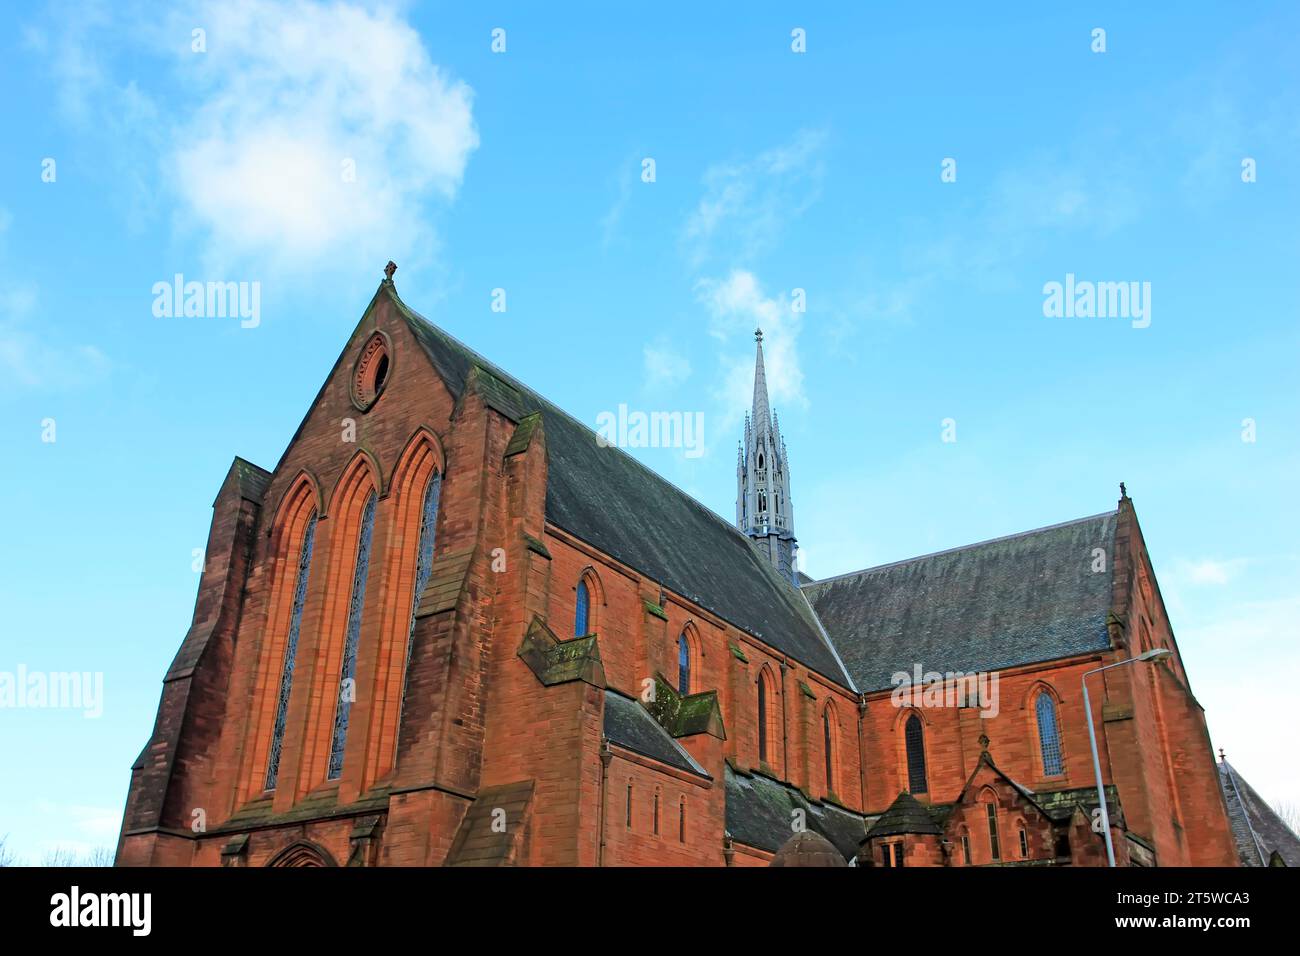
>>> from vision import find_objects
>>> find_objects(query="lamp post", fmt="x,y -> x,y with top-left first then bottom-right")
1082,647 -> 1173,867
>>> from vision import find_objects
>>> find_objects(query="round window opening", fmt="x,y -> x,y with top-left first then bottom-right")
352,332 -> 392,411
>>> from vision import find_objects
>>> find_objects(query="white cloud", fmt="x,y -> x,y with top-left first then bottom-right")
682,129 -> 826,266
29,1 -> 478,273
696,270 -> 806,430
1184,558 -> 1244,586
164,0 -> 478,271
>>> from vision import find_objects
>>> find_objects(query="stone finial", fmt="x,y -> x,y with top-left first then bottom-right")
384,260 -> 397,281
754,327 -> 763,342
1120,481 -> 1128,499
1219,747 -> 1226,763
978,733 -> 990,753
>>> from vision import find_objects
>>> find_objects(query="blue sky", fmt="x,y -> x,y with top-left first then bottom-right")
1,1 -> 1297,861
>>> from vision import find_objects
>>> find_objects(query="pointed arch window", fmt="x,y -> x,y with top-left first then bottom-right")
985,799 -> 1001,861
265,511 -> 318,791
1035,691 -> 1064,776
757,675 -> 770,764
904,713 -> 928,794
399,470 -> 442,709
823,706 -> 836,794
327,491 -> 377,780
575,579 -> 591,637
677,633 -> 691,695
1018,824 -> 1029,859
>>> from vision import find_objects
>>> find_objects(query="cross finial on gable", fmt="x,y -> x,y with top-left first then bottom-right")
384,260 -> 397,282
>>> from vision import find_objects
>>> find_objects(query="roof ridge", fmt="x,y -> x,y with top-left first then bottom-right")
803,510 -> 1118,589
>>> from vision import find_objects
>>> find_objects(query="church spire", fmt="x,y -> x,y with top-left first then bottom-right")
752,328 -> 771,429
736,328 -> 798,584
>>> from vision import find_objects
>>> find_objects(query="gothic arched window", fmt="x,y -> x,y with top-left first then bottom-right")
904,713 -> 928,794
823,705 -> 836,794
327,490 -> 377,780
266,511 -> 318,791
985,798 -> 1001,861
677,633 -> 691,695
575,580 -> 590,637
757,674 -> 770,764
1035,691 -> 1064,776
399,470 -> 442,710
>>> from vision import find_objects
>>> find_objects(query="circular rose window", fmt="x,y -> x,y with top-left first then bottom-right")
351,332 -> 392,411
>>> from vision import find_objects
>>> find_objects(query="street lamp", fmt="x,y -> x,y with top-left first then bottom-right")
1082,647 -> 1174,867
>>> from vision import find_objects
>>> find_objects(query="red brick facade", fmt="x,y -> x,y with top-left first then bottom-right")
115,280 -> 1238,867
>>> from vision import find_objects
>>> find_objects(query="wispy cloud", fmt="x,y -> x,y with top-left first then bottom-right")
0,213 -> 109,392
642,340 -> 691,390
696,269 -> 805,431
682,129 -> 826,267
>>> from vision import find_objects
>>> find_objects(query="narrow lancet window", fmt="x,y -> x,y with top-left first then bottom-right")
266,511 -> 318,791
328,491 -> 377,779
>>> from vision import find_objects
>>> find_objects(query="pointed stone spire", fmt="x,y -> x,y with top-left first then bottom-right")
736,328 -> 798,585
751,328 -> 771,429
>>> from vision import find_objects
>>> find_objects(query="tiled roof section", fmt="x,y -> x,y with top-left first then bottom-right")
866,791 -> 942,838
603,690 -> 709,778
1219,760 -> 1300,867
803,512 -> 1119,691
724,764 -> 868,861
393,290 -> 851,686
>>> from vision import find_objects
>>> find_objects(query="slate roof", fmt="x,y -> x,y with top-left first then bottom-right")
391,287 -> 852,686
802,512 -> 1118,692
602,690 -> 709,778
866,791 -> 942,838
1219,759 -> 1300,867
724,764 -> 868,861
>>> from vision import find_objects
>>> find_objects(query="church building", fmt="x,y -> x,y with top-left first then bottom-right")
115,270 -> 1241,867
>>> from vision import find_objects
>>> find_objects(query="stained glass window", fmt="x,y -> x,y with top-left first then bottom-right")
265,511 -> 318,791
986,801 -> 1001,860
677,634 -> 691,695
575,579 -> 590,636
327,491 -> 377,780
905,713 -> 927,794
399,471 -> 442,712
1036,692 -> 1064,776
757,676 -> 769,763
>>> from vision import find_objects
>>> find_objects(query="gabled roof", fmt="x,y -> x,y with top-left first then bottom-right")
1219,759 -> 1300,867
802,512 -> 1118,691
389,285 -> 853,686
602,690 -> 709,778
